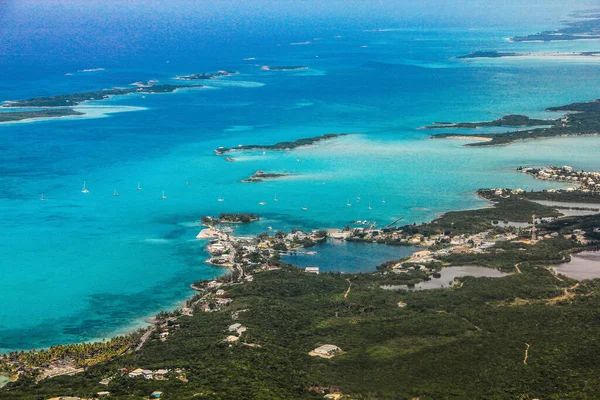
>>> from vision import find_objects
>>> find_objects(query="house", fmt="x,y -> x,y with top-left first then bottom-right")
97,392 -> 110,398
327,229 -> 351,239
150,392 -> 163,399
142,370 -> 154,379
310,344 -> 342,358
128,368 -> 145,378
305,267 -> 320,274
99,377 -> 113,385
228,323 -> 242,332
216,298 -> 233,306
206,280 -> 219,289
223,335 -> 239,343
49,397 -> 81,400
154,369 -> 169,379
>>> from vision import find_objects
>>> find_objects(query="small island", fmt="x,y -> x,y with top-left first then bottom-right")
456,51 -> 518,59
426,114 -> 552,129
458,50 -> 600,60
260,66 -> 308,71
0,108 -> 84,123
215,133 -> 348,155
174,70 -> 237,80
427,98 -> 600,146
241,170 -> 289,183
3,84 -> 203,108
201,213 -> 260,225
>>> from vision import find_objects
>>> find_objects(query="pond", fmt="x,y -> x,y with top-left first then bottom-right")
381,266 -> 510,291
281,239 -> 418,273
553,251 -> 600,280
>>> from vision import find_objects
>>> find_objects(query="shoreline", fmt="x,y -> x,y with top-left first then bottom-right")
431,132 -> 600,148
3,180 -> 600,387
0,105 -> 148,125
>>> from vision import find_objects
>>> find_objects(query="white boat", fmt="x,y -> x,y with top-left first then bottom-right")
161,191 -> 167,199
113,189 -> 119,197
302,206 -> 308,211
137,182 -> 142,191
368,202 -> 372,210
259,201 -> 266,206
273,194 -> 278,202
346,198 -> 352,207
382,198 -> 386,203
356,197 -> 361,202
81,181 -> 89,194
217,197 -> 224,202
186,181 -> 191,185
40,192 -> 46,201
268,226 -> 273,230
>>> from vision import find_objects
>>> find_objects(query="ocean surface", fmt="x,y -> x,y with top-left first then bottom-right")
2,0 -> 600,351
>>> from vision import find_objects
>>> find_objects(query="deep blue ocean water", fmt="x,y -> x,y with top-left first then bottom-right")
2,0 -> 600,351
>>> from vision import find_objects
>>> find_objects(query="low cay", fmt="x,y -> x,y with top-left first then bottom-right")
215,133 -> 348,155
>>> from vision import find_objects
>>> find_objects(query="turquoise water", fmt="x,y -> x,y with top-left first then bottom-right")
281,240 -> 418,273
2,0 -> 600,351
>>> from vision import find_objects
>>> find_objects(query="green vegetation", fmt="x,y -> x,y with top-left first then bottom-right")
5,254 -> 600,399
522,190 -> 600,204
4,84 -> 203,108
428,97 -> 600,146
441,237 -> 583,271
201,213 -> 260,224
175,71 -> 237,80
215,134 -> 348,155
0,109 -> 83,123
3,188 -> 600,398
427,114 -> 551,129
511,12 -> 600,42
456,51 -> 518,59
241,171 -> 289,183
400,189 -> 560,235
541,215 -> 600,241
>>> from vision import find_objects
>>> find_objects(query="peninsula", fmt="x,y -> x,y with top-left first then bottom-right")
427,98 -> 600,146
215,133 -> 348,155
518,165 -> 600,192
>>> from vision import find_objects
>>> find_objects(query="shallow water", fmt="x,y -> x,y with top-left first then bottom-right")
281,239 -> 418,273
1,1 -> 600,351
553,251 -> 600,280
382,266 -> 510,291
